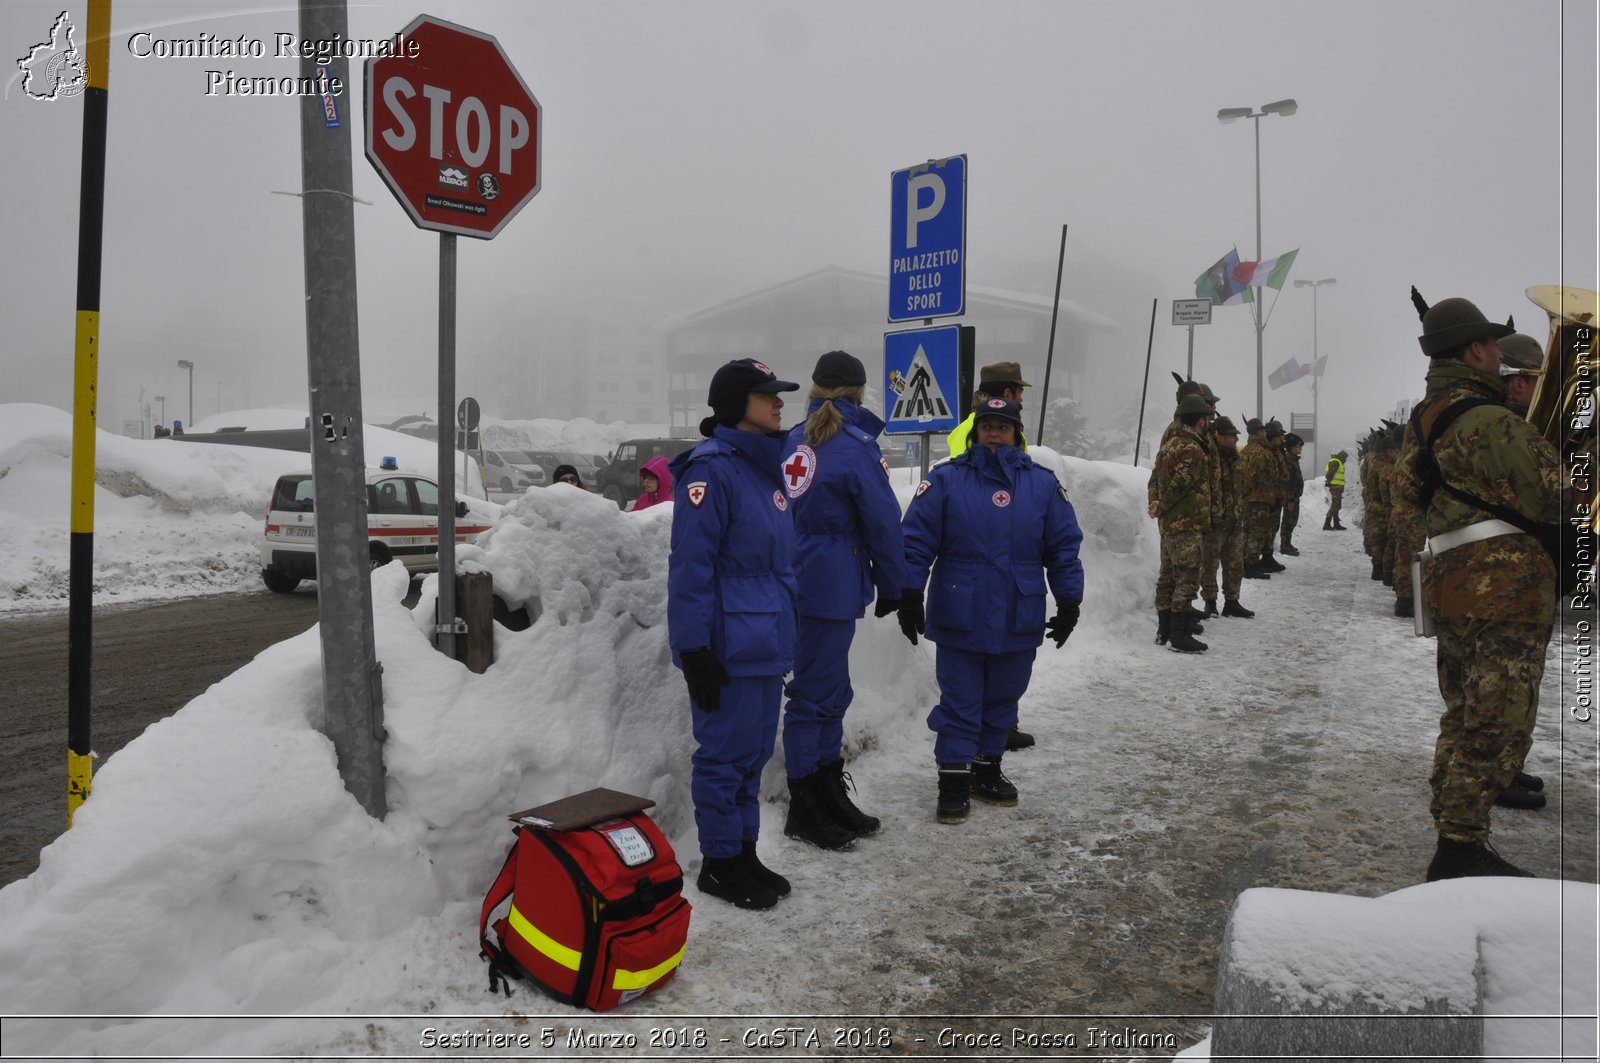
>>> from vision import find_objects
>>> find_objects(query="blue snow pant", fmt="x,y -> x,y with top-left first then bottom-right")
928,645 -> 1038,765
691,674 -> 781,859
781,617 -> 857,778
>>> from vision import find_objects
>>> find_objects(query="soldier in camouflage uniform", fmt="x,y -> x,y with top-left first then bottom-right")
1389,418 -> 1429,620
1150,393 -> 1214,652
1148,378 -> 1219,630
1238,419 -> 1283,576
1203,416 -> 1255,618
1279,432 -> 1306,555
1395,298 -> 1561,881
1363,427 -> 1397,581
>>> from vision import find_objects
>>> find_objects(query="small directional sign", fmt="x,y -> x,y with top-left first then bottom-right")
884,324 -> 975,434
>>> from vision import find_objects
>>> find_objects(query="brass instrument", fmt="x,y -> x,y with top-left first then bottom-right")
1525,284 -> 1598,534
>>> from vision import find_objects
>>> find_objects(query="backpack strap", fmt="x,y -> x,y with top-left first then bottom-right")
1413,397 -> 1553,544
478,829 -> 523,996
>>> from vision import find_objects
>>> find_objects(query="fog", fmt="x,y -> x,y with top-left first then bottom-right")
2,0 -> 1594,454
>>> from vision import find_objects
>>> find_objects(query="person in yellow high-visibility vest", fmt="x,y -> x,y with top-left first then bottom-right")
946,362 -> 1031,458
1321,448 -> 1348,530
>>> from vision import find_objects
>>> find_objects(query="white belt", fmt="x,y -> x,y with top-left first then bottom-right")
1426,519 -> 1523,555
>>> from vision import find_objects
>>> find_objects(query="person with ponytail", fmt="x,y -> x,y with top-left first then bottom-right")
778,351 -> 912,851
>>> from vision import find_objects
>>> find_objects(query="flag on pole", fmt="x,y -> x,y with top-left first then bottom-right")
1195,248 -> 1249,306
1233,247 -> 1301,290
1314,354 -> 1329,377
1268,357 -> 1310,390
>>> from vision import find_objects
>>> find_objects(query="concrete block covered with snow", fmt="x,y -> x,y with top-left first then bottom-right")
1211,887 -> 1483,1062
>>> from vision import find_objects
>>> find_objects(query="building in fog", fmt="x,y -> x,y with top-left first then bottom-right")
657,266 -> 1117,435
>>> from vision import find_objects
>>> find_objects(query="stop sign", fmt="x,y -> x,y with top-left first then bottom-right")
364,16 -> 541,239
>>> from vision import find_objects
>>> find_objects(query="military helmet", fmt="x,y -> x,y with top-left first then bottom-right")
1175,378 -> 1204,401
1497,333 -> 1545,374
1176,393 -> 1211,417
1265,419 -> 1285,437
1212,415 -> 1239,435
1245,417 -> 1265,434
1417,297 -> 1514,356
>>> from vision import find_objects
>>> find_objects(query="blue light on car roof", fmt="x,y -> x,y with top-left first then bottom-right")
380,456 -> 398,470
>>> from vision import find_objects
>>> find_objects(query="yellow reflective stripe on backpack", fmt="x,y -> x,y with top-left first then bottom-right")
508,904 -> 581,971
611,944 -> 686,991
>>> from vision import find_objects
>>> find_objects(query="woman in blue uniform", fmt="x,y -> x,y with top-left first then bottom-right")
668,357 -> 800,910
779,351 -> 911,849
900,398 -> 1085,824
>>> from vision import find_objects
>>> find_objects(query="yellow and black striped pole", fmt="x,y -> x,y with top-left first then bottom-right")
68,0 -> 112,826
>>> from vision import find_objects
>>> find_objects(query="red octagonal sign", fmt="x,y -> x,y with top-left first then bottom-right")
364,15 -> 541,239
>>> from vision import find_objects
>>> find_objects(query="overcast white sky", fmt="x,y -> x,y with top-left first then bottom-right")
2,0 -> 1595,449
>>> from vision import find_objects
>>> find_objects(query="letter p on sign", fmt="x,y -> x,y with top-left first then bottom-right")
906,172 -> 945,250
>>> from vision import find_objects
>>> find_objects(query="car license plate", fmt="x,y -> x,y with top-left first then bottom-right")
284,525 -> 315,538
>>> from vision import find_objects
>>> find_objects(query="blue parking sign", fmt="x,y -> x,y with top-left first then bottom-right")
888,155 -> 966,323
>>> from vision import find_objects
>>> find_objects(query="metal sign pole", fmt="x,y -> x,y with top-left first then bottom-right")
1186,324 -> 1195,379
436,232 -> 458,658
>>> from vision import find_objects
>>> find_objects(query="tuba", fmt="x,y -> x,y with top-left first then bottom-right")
1525,284 -> 1598,534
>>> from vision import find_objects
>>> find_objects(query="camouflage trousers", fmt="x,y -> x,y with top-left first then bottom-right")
1364,508 -> 1389,560
1324,486 -> 1343,527
1155,527 -> 1206,611
1279,500 -> 1300,550
1429,616 -> 1552,843
1202,521 -> 1243,601
1242,502 -> 1275,564
1390,518 -> 1428,601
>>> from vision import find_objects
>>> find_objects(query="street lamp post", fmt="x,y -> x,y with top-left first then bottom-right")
176,359 -> 195,428
1218,98 -> 1298,421
154,395 -> 165,427
1293,277 -> 1336,468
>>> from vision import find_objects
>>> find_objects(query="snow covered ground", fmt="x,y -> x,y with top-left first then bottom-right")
0,404 -> 1595,1059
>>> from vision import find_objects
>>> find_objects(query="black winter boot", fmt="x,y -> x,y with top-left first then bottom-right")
1242,563 -> 1270,580
1322,515 -> 1333,530
1280,543 -> 1300,556
1515,771 -> 1545,791
698,854 -> 778,909
936,764 -> 971,824
972,755 -> 1019,805
1425,836 -> 1534,881
817,759 -> 880,835
1394,598 -> 1415,619
1167,610 -> 1208,653
1155,610 -> 1171,645
740,840 -> 791,897
1370,558 -> 1384,581
1181,606 -> 1206,634
1260,552 -> 1286,572
1494,784 -> 1547,810
1203,598 -> 1219,618
1222,598 -> 1255,618
1005,726 -> 1035,751
784,773 -> 857,850
1333,520 -> 1347,530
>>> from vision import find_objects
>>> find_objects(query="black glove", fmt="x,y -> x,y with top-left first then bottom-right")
873,593 -> 900,618
1045,601 -> 1080,648
680,649 -> 729,712
897,588 -> 925,646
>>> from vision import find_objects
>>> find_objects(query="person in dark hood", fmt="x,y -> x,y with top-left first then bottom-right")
551,464 -> 585,489
667,358 -> 800,911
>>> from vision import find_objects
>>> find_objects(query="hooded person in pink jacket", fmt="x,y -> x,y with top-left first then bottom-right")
631,454 -> 674,511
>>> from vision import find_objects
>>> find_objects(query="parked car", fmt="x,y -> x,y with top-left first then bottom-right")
481,448 -> 544,493
260,466 -> 499,593
594,438 -> 698,507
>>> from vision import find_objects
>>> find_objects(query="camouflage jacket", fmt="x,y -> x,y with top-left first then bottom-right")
1215,444 -> 1242,528
1365,450 -> 1395,524
1394,361 -> 1562,622
1149,416 -> 1222,523
1153,423 -> 1214,535
1239,438 -> 1281,506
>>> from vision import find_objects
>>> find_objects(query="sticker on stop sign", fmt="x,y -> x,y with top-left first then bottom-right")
365,16 -> 542,239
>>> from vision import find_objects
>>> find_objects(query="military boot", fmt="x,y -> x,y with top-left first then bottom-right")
1203,598 -> 1219,618
1514,771 -> 1545,791
1166,610 -> 1208,653
1394,598 -> 1415,619
1221,598 -> 1255,618
1260,552 -> 1286,572
1333,519 -> 1347,530
1322,515 -> 1333,530
1370,558 -> 1384,581
1242,563 -> 1270,580
936,764 -> 971,824
816,759 -> 880,835
1280,542 -> 1300,556
1425,836 -> 1534,881
698,854 -> 779,909
1155,610 -> 1171,645
783,773 -> 857,850
972,755 -> 1019,806
739,840 -> 791,897
1494,784 -> 1547,810
1181,606 -> 1206,634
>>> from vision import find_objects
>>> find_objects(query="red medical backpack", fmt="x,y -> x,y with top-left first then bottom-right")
478,788 -> 691,1011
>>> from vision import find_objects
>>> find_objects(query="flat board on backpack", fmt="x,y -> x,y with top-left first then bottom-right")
510,787 -> 655,831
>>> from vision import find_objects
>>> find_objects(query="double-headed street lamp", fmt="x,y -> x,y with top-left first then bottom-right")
176,359 -> 195,428
1218,98 -> 1297,421
1293,276 -> 1336,467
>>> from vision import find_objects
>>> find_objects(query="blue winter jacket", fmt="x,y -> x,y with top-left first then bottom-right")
902,443 -> 1085,654
783,399 -> 911,621
667,426 -> 798,677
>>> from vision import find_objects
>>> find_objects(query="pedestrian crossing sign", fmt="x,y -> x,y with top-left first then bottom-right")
883,324 -> 974,434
